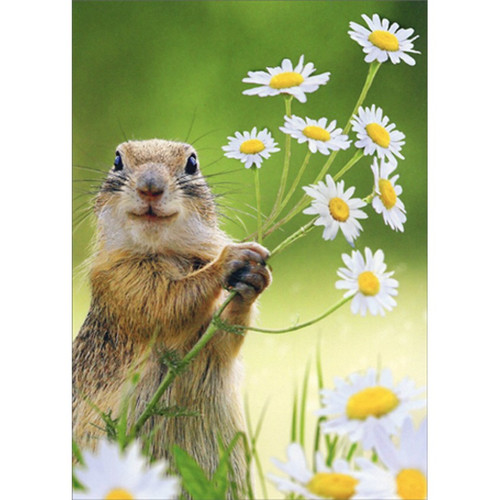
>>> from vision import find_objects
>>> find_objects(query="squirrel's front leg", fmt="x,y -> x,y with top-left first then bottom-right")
169,242 -> 271,354
209,242 -> 272,359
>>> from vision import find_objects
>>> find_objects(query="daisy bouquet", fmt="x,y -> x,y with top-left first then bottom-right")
73,11 -> 425,500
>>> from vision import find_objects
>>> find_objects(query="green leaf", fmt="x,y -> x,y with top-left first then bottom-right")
151,404 -> 200,418
159,349 -> 188,378
72,439 -> 84,465
212,454 -> 229,499
72,472 -> 85,491
173,445 -> 224,500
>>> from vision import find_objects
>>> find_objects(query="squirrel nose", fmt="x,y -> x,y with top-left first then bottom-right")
137,173 -> 165,200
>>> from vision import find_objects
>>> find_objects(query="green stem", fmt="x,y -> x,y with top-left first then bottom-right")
230,295 -> 352,335
132,291 -> 237,434
325,435 -> 338,467
333,149 -> 364,181
267,96 -> 293,222
269,217 -> 316,258
253,166 -> 263,244
277,150 -> 312,215
343,61 -> 381,137
346,442 -> 358,461
363,190 -> 375,204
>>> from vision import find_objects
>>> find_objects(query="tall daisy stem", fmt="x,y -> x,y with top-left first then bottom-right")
333,149 -> 364,181
225,294 -> 353,335
253,166 -> 263,244
276,150 -> 311,215
269,216 -> 316,258
343,61 -> 381,136
266,96 -> 293,224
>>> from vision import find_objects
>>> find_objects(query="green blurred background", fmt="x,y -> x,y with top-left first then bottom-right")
73,1 -> 426,496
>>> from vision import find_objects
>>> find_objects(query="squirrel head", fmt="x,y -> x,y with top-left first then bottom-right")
94,139 -> 220,255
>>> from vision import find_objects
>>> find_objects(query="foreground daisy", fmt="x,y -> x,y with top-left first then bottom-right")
269,442 -> 360,499
371,158 -> 406,232
354,418 -> 427,499
336,247 -> 398,316
280,115 -> 351,155
349,14 -> 420,66
351,105 -> 405,163
73,439 -> 180,500
242,55 -> 330,103
318,368 -> 425,451
222,127 -> 279,169
303,176 -> 367,246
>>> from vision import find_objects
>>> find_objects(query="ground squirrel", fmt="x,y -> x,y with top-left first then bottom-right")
73,139 -> 272,497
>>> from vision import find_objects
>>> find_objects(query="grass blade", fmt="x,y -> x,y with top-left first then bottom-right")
290,386 -> 298,443
299,362 -> 311,448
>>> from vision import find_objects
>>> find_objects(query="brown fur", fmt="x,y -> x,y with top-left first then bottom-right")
73,140 -> 271,498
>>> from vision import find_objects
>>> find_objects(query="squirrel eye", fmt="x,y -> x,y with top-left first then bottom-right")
185,154 -> 198,175
113,151 -> 123,171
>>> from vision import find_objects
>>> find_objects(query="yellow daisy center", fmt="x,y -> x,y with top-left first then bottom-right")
396,469 -> 427,500
329,197 -> 350,222
239,139 -> 265,155
357,271 -> 380,296
365,123 -> 391,148
379,179 -> 397,209
368,30 -> 400,52
308,472 -> 358,500
346,386 -> 399,420
269,71 -> 305,89
105,488 -> 135,500
303,125 -> 331,142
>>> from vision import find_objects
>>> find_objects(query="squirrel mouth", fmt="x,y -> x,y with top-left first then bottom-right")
129,206 -> 179,223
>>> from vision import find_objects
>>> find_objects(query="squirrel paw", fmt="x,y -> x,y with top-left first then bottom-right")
221,243 -> 272,303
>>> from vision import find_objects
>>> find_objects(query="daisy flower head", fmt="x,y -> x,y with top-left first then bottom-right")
268,442 -> 360,500
280,115 -> 351,155
222,127 -> 280,169
73,439 -> 180,500
336,247 -> 398,316
349,14 -> 420,66
354,418 -> 427,499
242,55 -> 330,103
303,175 -> 367,246
351,105 -> 405,163
317,368 -> 425,452
371,158 -> 407,232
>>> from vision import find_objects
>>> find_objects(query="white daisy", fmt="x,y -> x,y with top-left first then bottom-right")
371,158 -> 406,232
280,115 -> 351,155
303,176 -> 368,246
351,105 -> 405,163
317,368 -> 425,452
335,247 -> 398,316
349,14 -> 420,66
353,418 -> 427,499
222,127 -> 280,169
242,55 -> 330,103
73,439 -> 180,500
268,442 -> 360,499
